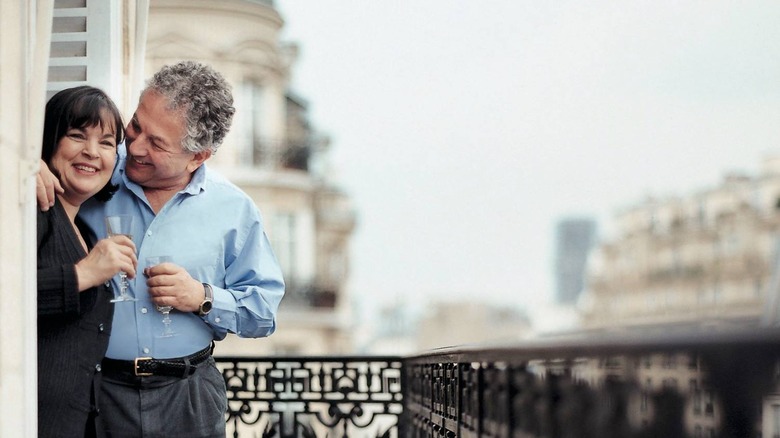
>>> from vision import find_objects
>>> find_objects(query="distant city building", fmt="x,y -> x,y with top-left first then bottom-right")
580,157 -> 780,331
361,301 -> 531,355
554,217 -> 597,304
415,301 -> 531,351
360,303 -> 421,355
574,157 -> 780,438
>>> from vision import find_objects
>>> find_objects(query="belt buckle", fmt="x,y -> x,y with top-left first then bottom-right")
134,357 -> 153,376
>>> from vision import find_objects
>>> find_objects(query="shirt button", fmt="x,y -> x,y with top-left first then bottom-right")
143,348 -> 150,354
141,308 -> 148,314
214,317 -> 221,323
98,324 -> 104,332
147,230 -> 153,237
95,364 -> 102,372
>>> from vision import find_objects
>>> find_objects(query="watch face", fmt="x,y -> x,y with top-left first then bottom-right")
201,300 -> 213,315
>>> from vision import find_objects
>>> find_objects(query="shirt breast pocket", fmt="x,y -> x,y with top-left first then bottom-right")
177,252 -> 220,285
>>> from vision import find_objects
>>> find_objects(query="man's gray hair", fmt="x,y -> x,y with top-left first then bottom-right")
143,60 -> 235,154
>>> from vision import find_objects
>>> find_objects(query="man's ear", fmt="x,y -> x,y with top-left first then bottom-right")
187,149 -> 212,172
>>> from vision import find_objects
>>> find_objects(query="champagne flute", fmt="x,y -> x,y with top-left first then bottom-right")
105,215 -> 137,302
146,255 -> 176,337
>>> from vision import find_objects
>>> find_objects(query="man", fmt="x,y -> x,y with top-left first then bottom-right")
39,61 -> 285,437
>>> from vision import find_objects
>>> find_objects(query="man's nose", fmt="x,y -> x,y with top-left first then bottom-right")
127,134 -> 148,155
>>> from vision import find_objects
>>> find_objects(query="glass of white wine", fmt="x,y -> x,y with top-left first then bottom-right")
105,215 -> 137,302
145,255 -> 176,337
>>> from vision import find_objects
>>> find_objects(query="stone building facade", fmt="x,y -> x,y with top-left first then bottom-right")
577,157 -> 780,437
581,158 -> 780,331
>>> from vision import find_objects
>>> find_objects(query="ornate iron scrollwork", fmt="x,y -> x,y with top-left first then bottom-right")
217,357 -> 403,437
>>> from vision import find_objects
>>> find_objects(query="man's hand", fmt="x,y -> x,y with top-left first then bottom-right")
37,159 -> 64,211
145,263 -> 205,312
75,235 -> 137,292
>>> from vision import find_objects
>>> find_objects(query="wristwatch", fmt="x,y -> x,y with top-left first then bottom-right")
197,283 -> 214,316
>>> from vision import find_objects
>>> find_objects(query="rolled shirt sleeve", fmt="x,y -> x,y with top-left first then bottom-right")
205,219 -> 285,339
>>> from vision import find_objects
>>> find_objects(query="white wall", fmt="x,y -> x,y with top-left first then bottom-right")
0,1 -> 53,435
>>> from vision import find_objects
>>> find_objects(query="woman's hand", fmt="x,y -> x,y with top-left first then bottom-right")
74,235 -> 137,292
37,159 -> 64,211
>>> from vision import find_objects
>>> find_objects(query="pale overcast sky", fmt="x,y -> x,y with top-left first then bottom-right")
276,1 -> 780,324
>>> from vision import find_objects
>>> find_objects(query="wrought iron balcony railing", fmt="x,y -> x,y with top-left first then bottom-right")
216,356 -> 403,437
215,328 -> 780,438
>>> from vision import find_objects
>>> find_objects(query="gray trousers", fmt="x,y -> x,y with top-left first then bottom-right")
96,357 -> 226,438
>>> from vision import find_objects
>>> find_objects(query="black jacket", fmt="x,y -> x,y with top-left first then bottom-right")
37,200 -> 113,438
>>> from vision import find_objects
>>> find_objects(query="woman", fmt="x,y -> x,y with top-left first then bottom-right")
37,86 -> 137,437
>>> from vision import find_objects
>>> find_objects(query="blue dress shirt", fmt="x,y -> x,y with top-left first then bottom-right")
79,144 -> 285,360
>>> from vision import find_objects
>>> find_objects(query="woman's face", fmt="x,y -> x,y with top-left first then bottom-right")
50,113 -> 117,206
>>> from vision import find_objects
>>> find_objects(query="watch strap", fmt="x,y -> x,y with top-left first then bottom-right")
197,283 -> 214,316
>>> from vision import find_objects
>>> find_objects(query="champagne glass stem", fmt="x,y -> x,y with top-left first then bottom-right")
111,271 -> 135,302
106,215 -> 136,303
161,309 -> 173,336
147,255 -> 176,338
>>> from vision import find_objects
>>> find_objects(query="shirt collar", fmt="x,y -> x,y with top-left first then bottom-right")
184,164 -> 207,195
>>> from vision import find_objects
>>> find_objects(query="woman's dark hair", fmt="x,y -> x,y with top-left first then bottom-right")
41,85 -> 125,202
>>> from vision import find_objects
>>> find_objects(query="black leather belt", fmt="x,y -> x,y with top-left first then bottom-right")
102,344 -> 213,378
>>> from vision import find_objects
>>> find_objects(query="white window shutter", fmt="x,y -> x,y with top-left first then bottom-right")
49,0 -> 123,102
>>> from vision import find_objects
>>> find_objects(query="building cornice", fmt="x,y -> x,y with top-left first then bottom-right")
149,0 -> 282,27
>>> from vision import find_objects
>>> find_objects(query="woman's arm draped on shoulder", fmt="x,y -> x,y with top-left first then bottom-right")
37,159 -> 63,211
